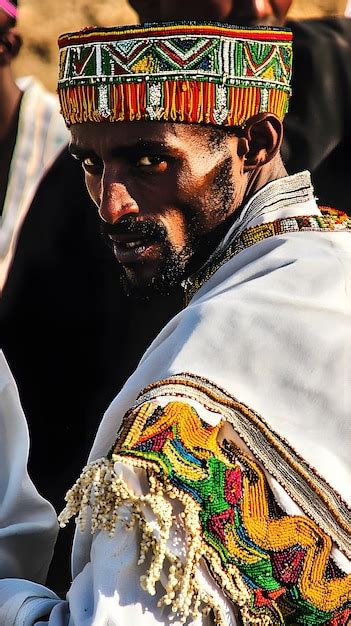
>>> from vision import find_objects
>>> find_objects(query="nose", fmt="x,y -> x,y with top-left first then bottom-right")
99,176 -> 139,224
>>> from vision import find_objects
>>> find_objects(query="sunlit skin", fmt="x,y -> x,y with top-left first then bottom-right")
69,117 -> 285,294
130,0 -> 293,26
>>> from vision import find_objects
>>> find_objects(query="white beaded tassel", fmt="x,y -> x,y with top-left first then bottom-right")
58,455 -> 266,626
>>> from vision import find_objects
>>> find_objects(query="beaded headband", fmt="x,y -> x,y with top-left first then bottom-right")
57,22 -> 293,128
0,0 -> 17,19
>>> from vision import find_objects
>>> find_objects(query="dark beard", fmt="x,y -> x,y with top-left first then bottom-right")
100,217 -> 193,301
119,245 -> 190,301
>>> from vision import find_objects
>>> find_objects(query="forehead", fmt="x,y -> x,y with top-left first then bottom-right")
70,121 -> 213,153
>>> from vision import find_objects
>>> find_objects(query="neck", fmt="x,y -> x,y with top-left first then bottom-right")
184,156 -> 288,279
244,157 -> 288,202
0,67 -> 22,143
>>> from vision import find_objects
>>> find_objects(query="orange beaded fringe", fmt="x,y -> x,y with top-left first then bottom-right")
58,80 -> 289,126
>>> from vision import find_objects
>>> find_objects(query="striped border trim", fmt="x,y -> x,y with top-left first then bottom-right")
184,209 -> 351,303
58,23 -> 292,48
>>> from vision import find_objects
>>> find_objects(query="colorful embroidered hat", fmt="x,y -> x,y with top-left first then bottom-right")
0,0 -> 17,19
57,22 -> 293,128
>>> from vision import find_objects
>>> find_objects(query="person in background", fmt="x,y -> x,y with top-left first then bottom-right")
0,0 -> 67,269
130,0 -> 351,213
0,20 -> 350,624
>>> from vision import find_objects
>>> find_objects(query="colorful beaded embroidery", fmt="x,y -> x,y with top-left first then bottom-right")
57,22 -> 292,126
137,375 -> 351,557
59,396 -> 351,625
184,208 -> 351,303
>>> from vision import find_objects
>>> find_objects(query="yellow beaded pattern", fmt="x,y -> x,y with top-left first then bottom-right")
139,375 -> 351,557
59,397 -> 351,625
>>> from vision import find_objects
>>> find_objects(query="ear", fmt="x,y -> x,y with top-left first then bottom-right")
237,113 -> 283,171
0,28 -> 22,65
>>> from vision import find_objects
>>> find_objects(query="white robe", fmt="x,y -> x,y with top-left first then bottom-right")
0,171 -> 350,624
0,77 -> 68,288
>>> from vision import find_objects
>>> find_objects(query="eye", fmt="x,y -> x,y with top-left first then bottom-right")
83,157 -> 97,167
70,152 -> 102,173
81,156 -> 102,172
135,155 -> 168,173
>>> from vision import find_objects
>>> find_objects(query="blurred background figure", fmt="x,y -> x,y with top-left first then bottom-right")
130,0 -> 351,213
0,0 -> 67,273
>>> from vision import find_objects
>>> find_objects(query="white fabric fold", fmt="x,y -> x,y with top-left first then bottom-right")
0,580 -> 64,626
0,352 -> 58,583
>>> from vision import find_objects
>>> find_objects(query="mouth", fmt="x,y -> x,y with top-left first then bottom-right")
108,232 -> 163,263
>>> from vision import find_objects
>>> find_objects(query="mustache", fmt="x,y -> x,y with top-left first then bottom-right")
100,216 -> 167,241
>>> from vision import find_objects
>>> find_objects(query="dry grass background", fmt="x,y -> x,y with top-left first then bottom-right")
13,0 -> 347,92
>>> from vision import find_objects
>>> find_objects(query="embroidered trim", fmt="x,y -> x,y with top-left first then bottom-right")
137,375 -> 351,558
59,398 -> 351,624
184,208 -> 351,303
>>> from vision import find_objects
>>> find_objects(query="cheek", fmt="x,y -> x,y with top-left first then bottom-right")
162,209 -> 189,249
174,165 -> 207,205
177,157 -> 238,232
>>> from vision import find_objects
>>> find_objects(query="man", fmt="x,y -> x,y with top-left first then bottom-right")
0,21 -> 350,624
130,0 -> 351,213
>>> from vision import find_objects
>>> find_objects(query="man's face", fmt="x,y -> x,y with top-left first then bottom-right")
70,121 -> 246,296
157,0 -> 292,26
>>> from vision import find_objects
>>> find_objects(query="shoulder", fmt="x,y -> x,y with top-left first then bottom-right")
287,16 -> 351,41
17,76 -> 59,108
188,210 -> 351,309
17,77 -> 69,145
